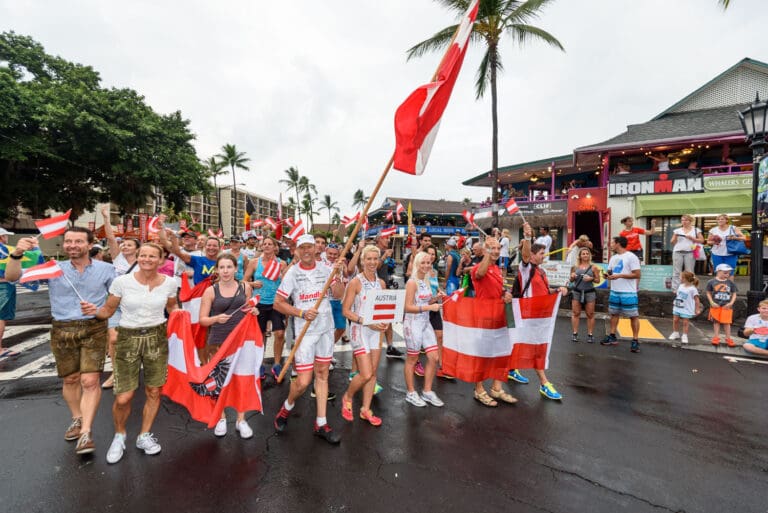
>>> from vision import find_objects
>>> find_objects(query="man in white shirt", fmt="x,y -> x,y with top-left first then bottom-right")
534,227 -> 553,262
601,236 -> 642,353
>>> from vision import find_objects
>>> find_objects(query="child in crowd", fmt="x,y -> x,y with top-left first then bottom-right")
742,299 -> 768,356
669,271 -> 701,344
705,263 -> 738,347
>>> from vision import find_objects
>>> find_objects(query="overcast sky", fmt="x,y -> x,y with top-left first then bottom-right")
2,0 -> 765,214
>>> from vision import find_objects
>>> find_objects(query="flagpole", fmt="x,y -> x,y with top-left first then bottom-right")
277,11 -> 474,383
62,273 -> 86,303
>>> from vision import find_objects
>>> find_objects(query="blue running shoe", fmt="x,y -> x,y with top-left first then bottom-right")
374,382 -> 383,395
349,371 -> 359,382
630,340 -> 640,353
600,334 -> 618,346
508,369 -> 529,384
272,363 -> 283,380
260,364 -> 266,381
540,382 -> 562,401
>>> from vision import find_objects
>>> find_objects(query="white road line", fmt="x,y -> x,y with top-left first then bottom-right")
723,356 -> 768,365
0,355 -> 112,381
4,324 -> 51,339
6,333 -> 50,354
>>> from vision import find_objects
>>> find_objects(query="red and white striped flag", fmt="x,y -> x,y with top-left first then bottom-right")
261,258 -> 281,281
264,217 -> 278,231
385,210 -> 394,221
163,310 -> 264,428
287,219 -> 306,241
443,287 -> 466,303
240,295 -> 260,312
284,218 -> 296,229
341,212 -> 360,228
361,216 -> 369,234
462,210 -> 475,225
251,219 -> 264,230
395,201 -> 405,221
392,0 -> 479,175
147,215 -> 160,234
505,198 -> 519,215
35,210 -> 72,239
207,228 -> 223,238
19,260 -> 64,283
441,293 -> 560,382
380,225 -> 397,237
179,276 -> 212,349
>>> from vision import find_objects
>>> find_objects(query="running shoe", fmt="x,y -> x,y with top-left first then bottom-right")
359,409 -> 383,426
587,334 -> 595,344
386,345 -> 404,359
106,433 -> 126,464
310,388 -> 336,401
601,334 -> 618,346
64,417 -> 82,441
421,390 -> 444,407
214,418 -> 227,437
681,334 -> 689,344
274,406 -> 291,433
571,332 -> 579,343
374,382 -> 383,395
341,398 -> 354,422
405,391 -> 426,407
726,338 -> 735,347
236,420 -> 253,439
711,337 -> 721,346
508,369 -> 529,384
630,340 -> 640,353
348,371 -> 359,381
259,364 -> 267,381
668,331 -> 681,340
313,423 -> 341,444
136,432 -> 162,455
414,361 -> 425,377
272,363 -> 283,380
539,382 -> 562,401
75,432 -> 95,455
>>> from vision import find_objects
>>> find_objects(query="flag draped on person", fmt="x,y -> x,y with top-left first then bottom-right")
179,276 -> 212,349
441,293 -> 560,382
163,310 -> 264,428
35,209 -> 72,239
392,0 -> 479,175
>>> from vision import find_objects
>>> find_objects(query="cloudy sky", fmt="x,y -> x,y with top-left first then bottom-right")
1,0 -> 764,213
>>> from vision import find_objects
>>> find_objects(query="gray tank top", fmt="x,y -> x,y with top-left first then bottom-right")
573,265 -> 596,292
207,282 -> 247,345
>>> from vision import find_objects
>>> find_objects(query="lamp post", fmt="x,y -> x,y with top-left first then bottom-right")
738,92 -> 768,314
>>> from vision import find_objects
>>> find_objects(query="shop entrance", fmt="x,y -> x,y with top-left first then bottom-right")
573,211 -> 603,262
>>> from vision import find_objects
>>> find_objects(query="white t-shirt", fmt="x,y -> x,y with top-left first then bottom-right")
109,273 -> 177,328
708,226 -> 733,257
673,227 -> 700,252
276,262 -> 333,335
672,284 -> 698,317
607,251 -> 641,293
745,314 -> 768,345
499,237 -> 510,257
242,247 -> 258,259
535,234 -> 553,261
112,253 -> 139,277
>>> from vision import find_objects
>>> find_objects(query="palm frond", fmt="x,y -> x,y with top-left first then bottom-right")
474,47 -> 491,99
508,23 -> 564,51
406,25 -> 459,61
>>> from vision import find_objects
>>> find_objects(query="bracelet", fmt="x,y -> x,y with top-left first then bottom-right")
356,316 -> 362,324
9,253 -> 23,260
299,310 -> 304,319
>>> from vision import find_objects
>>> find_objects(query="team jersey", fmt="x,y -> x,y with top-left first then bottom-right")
276,262 -> 333,335
404,278 -> 432,323
352,273 -> 382,316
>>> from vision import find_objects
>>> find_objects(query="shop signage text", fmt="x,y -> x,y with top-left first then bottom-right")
703,174 -> 752,191
608,170 -> 704,197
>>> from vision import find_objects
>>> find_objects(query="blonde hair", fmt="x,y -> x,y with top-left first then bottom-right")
361,245 -> 380,259
680,271 -> 699,287
681,214 -> 694,223
139,242 -> 164,258
412,251 -> 432,280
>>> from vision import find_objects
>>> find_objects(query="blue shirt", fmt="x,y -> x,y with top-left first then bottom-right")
252,257 -> 282,305
48,259 -> 115,321
189,255 -> 217,284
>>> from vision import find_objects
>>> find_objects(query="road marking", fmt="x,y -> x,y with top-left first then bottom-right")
4,324 -> 51,339
6,332 -> 50,354
723,356 -> 768,365
617,318 -> 665,340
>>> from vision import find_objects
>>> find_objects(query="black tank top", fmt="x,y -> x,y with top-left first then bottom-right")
207,282 -> 246,345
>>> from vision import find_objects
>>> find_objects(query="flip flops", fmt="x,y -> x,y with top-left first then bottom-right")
0,349 -> 20,359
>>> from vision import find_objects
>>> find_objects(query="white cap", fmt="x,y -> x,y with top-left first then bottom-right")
715,263 -> 733,272
0,228 -> 15,236
296,234 -> 316,247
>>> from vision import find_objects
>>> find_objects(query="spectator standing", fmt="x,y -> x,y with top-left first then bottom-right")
601,236 -> 642,353
668,271 -> 701,345
619,216 -> 656,263
707,214 -> 746,274
670,215 -> 704,291
569,247 -> 601,343
534,227 -> 553,262
705,263 -> 738,347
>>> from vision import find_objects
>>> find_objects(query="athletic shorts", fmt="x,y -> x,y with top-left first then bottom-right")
113,323 -> 168,394
429,309 -> 443,331
608,291 -> 639,318
294,330 -> 334,373
403,319 -> 438,356
257,303 -> 285,334
709,306 -> 733,325
745,338 -> 768,351
330,299 -> 346,330
673,310 -> 694,319
0,282 -> 16,321
349,323 -> 382,356
572,290 -> 596,306
50,319 -> 108,377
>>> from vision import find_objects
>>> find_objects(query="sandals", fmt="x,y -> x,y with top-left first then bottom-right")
473,390 -> 498,407
489,388 -> 518,404
359,408 -> 382,427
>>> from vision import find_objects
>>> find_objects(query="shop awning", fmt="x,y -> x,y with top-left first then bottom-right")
635,190 -> 752,217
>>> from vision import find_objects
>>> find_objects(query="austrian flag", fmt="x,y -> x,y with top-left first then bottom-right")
261,258 -> 281,281
19,260 -> 64,283
505,198 -> 519,215
35,210 -> 72,239
341,212 -> 360,228
380,225 -> 397,237
287,219 -> 306,241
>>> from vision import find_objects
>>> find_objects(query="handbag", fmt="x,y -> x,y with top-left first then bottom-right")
725,226 -> 750,256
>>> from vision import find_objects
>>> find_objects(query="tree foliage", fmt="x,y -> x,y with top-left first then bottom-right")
0,32 -> 207,221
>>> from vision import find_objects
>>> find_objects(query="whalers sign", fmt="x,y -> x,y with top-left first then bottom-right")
608,170 -> 704,197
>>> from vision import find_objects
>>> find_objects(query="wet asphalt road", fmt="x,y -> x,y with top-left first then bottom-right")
1,312 -> 768,512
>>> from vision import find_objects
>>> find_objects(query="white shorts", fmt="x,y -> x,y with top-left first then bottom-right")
403,318 -> 437,356
349,323 -> 383,356
294,330 -> 334,373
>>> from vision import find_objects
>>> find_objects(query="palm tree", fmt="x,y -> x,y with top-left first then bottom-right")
300,192 -> 319,229
462,197 -> 473,206
352,189 -> 368,211
407,0 -> 563,216
280,166 -> 302,214
331,212 -> 341,225
320,194 -> 340,226
203,156 -> 226,229
298,176 -> 317,200
718,0 -> 730,8
217,143 -> 250,228
286,197 -> 299,221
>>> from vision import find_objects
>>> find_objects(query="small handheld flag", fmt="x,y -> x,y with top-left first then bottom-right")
20,260 -> 64,283
35,210 -> 72,239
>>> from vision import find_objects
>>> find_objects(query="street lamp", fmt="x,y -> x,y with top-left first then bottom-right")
738,92 -> 768,314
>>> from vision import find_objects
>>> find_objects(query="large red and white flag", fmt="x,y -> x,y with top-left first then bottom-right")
287,218 -> 306,241
35,210 -> 72,239
147,215 -> 161,234
441,293 -> 560,382
393,0 -> 479,175
261,258 -> 281,281
19,260 -> 64,283
385,210 -> 394,221
380,225 -> 397,237
341,212 -> 360,228
163,310 -> 264,428
207,228 -> 223,238
264,217 -> 278,231
462,210 -> 475,225
179,276 -> 212,349
505,198 -> 520,215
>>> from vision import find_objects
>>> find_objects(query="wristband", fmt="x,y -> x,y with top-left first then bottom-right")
299,310 -> 305,319
9,253 -> 23,260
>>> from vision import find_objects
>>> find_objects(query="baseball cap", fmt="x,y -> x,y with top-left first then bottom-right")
446,237 -> 457,247
296,234 -> 316,247
179,230 -> 195,238
715,263 -> 733,272
0,228 -> 15,236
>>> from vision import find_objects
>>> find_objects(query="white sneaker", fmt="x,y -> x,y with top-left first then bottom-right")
236,420 -> 253,439
214,418 -> 227,437
329,362 -> 335,371
681,334 -> 689,344
106,433 -> 126,464
405,391 -> 426,407
136,432 -> 161,455
668,331 -> 681,340
421,390 -> 444,407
